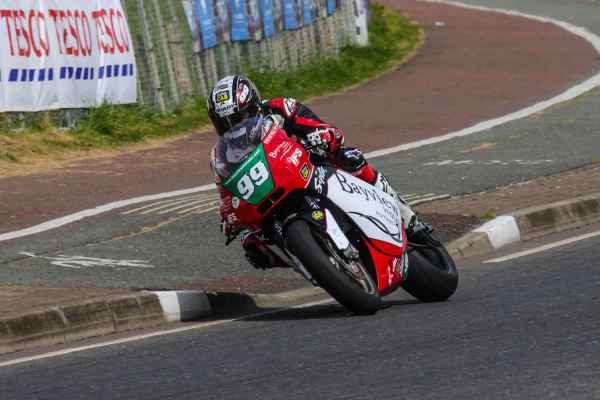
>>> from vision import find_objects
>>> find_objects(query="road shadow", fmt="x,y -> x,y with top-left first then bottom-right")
241,299 -> 421,322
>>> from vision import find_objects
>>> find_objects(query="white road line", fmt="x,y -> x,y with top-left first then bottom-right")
121,194 -> 207,215
140,197 -> 215,215
157,200 -> 214,214
2,1 -> 600,243
0,185 -> 216,243
0,298 -> 334,368
363,1 -> 600,159
484,230 -> 600,263
178,203 -> 220,215
408,194 -> 450,205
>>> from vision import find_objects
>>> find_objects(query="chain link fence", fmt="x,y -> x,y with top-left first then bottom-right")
1,0 -> 357,129
124,0 -> 358,112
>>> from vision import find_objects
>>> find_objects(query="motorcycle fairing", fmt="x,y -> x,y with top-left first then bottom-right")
323,169 -> 404,255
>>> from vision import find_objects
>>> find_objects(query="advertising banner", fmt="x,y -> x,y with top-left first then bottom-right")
212,0 -> 231,43
0,0 -> 137,112
327,0 -> 336,15
246,0 -> 264,41
182,0 -> 203,52
283,0 -> 301,30
272,0 -> 284,33
354,0 -> 368,46
230,0 -> 249,41
302,0 -> 312,26
261,0 -> 275,38
194,0 -> 218,48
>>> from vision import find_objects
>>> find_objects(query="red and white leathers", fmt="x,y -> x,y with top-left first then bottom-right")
218,99 -> 418,270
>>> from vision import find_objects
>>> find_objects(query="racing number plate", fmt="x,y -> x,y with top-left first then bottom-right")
221,143 -> 275,205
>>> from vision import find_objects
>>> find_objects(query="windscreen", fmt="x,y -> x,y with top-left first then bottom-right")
212,116 -> 265,180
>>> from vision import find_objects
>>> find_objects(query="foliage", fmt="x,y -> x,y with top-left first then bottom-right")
0,4 -> 420,164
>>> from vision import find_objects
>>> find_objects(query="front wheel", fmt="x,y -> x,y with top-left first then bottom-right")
286,220 -> 381,315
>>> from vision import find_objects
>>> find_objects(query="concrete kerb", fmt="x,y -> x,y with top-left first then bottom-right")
0,287 -> 326,356
446,191 -> 600,260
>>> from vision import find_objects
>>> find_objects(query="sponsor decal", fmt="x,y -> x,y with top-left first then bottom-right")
259,244 -> 276,266
216,91 -> 229,103
269,141 -> 293,158
263,118 -> 274,135
226,213 -> 238,224
335,172 -> 398,214
232,197 -> 240,209
300,163 -> 310,180
312,211 -> 324,221
283,98 -> 296,117
304,195 -> 320,210
283,213 -> 298,225
221,195 -> 232,212
344,149 -> 362,160
287,148 -> 303,166
231,127 -> 247,138
263,128 -> 277,144
239,84 -> 250,103
249,123 -> 261,141
273,220 -> 283,237
314,166 -> 327,194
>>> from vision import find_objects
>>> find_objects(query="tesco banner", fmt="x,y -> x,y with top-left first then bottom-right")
0,0 -> 137,113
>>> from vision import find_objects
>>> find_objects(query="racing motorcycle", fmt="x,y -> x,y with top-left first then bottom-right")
212,116 -> 458,315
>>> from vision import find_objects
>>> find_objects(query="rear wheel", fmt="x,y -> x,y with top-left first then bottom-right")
286,220 -> 381,315
401,230 -> 458,302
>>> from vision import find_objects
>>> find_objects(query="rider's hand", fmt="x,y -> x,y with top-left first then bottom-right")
220,219 -> 244,237
306,127 -> 336,153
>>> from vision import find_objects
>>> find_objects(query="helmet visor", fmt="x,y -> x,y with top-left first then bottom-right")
223,102 -> 261,130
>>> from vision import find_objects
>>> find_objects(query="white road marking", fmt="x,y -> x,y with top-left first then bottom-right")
484,230 -> 600,263
158,198 -> 220,214
421,160 -> 553,166
0,298 -> 335,368
121,194 -> 207,215
363,1 -> 600,159
140,196 -> 214,215
1,2 -> 599,242
179,204 -> 220,214
0,185 -> 216,243
18,253 -> 155,269
408,194 -> 451,206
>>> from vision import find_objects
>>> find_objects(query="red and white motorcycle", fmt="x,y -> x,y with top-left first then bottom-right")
212,116 -> 458,315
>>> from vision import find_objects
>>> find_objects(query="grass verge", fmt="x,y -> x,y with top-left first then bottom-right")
0,3 -> 421,175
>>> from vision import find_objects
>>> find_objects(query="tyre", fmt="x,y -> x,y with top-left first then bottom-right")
401,231 -> 458,302
286,219 -> 381,315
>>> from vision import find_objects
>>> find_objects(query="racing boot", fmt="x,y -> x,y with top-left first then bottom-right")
371,171 -> 421,235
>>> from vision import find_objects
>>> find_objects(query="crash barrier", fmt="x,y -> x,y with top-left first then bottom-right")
0,0 -> 367,128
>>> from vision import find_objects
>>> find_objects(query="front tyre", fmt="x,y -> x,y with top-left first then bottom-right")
286,220 -> 381,315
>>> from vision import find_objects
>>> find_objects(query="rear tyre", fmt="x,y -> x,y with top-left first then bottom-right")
286,220 -> 381,315
401,231 -> 458,302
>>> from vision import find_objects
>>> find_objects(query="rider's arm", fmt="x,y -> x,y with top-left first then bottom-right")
264,98 -> 345,153
264,98 -> 325,137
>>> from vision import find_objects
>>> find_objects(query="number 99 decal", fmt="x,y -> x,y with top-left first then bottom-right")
237,161 -> 270,200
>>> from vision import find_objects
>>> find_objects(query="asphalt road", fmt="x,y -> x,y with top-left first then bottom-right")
1,224 -> 599,399
1,0 -> 599,290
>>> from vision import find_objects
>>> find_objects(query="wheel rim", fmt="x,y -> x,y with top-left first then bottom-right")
318,234 -> 378,296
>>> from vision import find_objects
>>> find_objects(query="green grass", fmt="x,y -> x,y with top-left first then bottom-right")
479,209 -> 499,221
0,4 -> 420,162
247,3 -> 421,100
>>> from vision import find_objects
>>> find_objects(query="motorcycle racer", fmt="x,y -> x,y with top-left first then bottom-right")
208,75 -> 420,270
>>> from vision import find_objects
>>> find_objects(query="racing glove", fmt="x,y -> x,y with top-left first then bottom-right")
220,219 -> 244,237
306,126 -> 337,154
